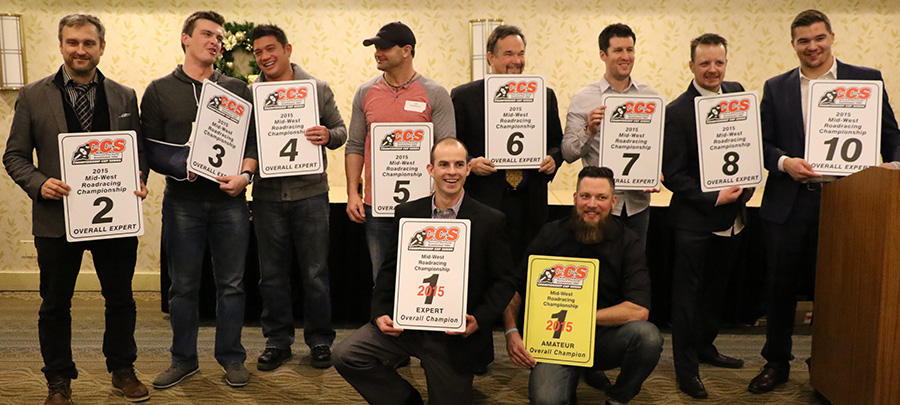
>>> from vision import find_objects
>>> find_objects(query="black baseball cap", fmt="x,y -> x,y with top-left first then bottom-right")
363,21 -> 416,48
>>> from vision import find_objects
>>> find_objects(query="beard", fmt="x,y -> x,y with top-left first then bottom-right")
571,207 -> 609,244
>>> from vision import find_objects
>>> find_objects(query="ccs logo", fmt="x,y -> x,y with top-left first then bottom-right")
706,98 -> 751,124
408,226 -> 461,251
819,87 -> 872,108
380,129 -> 425,151
263,87 -> 309,110
494,81 -> 538,102
535,264 -> 589,289
71,138 -> 126,165
206,95 -> 246,123
609,102 -> 656,123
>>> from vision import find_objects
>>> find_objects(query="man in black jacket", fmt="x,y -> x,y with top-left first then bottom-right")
333,138 -> 516,404
662,33 -> 750,399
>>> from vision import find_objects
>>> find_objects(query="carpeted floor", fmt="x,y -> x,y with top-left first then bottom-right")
0,292 -> 818,404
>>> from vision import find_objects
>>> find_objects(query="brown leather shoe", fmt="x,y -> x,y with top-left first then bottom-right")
748,367 -> 788,394
112,368 -> 151,402
44,376 -> 73,405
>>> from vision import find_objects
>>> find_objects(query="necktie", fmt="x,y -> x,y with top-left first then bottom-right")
72,84 -> 93,131
434,208 -> 455,219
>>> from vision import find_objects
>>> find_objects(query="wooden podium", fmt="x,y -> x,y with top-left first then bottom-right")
811,167 -> 900,404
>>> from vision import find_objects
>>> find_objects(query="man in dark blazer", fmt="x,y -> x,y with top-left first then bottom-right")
662,33 -> 750,399
450,25 -> 563,263
750,9 -> 900,394
3,14 -> 149,404
333,138 -> 516,404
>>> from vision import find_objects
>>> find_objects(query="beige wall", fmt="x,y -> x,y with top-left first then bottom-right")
2,0 -> 899,289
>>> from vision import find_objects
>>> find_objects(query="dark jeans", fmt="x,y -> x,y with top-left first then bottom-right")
333,323 -> 474,405
671,228 -> 740,378
253,194 -> 335,349
35,236 -> 138,379
761,219 -> 819,374
364,204 -> 394,283
529,320 -> 663,404
163,196 -> 249,367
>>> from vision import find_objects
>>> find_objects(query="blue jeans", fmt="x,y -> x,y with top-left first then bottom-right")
163,196 -> 249,367
529,320 -> 663,404
364,205 -> 395,283
253,194 -> 335,349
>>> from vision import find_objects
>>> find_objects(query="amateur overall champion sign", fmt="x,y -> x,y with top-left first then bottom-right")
695,91 -> 765,192
393,218 -> 471,332
186,79 -> 252,182
370,123 -> 434,217
58,130 -> 143,242
599,94 -> 665,190
484,74 -> 546,169
805,80 -> 883,176
252,80 -> 323,178
523,255 -> 599,367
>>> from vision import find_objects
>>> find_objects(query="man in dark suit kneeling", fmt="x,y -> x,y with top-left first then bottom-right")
333,138 -> 517,404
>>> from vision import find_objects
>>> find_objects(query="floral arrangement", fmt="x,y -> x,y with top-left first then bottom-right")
215,21 -> 260,83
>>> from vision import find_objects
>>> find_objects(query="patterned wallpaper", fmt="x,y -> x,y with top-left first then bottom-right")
2,0 -> 899,281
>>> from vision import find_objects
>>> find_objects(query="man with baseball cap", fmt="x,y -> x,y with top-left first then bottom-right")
345,21 -> 455,286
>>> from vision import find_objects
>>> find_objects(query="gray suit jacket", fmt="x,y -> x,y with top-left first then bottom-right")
3,70 -> 143,237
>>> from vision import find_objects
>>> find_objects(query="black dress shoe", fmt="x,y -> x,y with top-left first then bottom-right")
699,353 -> 744,369
677,375 -> 708,399
748,367 -> 788,394
257,347 -> 292,371
584,368 -> 610,390
310,345 -> 332,369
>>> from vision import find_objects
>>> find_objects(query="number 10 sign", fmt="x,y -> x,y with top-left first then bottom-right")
805,80 -> 883,176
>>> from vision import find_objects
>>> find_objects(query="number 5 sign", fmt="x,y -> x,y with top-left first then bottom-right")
394,218 -> 471,332
805,80 -> 883,176
370,123 -> 433,217
58,131 -> 144,242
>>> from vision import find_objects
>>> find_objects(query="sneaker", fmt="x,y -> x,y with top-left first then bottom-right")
257,347 -> 292,371
152,364 -> 199,389
223,362 -> 250,387
310,345 -> 332,369
111,368 -> 150,402
44,376 -> 73,405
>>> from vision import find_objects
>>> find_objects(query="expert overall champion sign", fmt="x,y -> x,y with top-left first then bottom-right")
187,79 -> 252,182
599,94 -> 665,190
253,80 -> 323,178
394,218 -> 471,333
695,91 -> 764,192
58,131 -> 143,242
370,123 -> 433,217
484,75 -> 546,169
524,255 -> 599,367
805,80 -> 883,176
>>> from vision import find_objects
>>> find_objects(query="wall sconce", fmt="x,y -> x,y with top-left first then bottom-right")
469,19 -> 503,81
1,13 -> 26,90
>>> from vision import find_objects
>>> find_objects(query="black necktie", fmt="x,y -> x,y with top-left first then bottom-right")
72,83 -> 93,131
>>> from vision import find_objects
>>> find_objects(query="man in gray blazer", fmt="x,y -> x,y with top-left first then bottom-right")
3,14 -> 149,405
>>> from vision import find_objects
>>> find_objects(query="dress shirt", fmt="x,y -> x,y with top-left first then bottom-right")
776,56 -> 837,172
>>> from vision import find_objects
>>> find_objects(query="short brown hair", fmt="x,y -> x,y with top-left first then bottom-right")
791,9 -> 832,40
486,25 -> 526,54
690,33 -> 727,61
58,14 -> 105,43
181,11 -> 225,51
